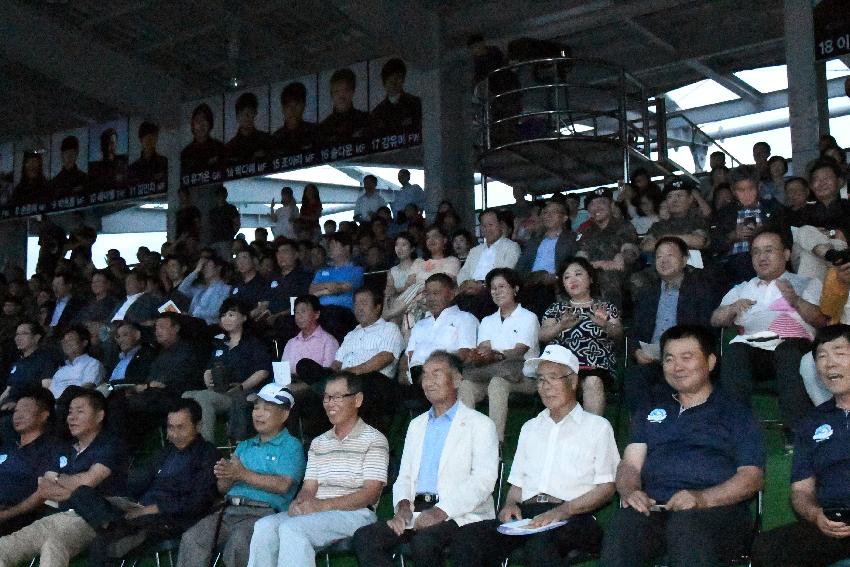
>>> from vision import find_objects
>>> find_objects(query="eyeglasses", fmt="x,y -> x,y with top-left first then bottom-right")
322,392 -> 357,404
536,374 -> 575,387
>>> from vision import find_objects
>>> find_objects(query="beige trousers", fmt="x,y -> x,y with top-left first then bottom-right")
459,375 -> 537,441
0,511 -> 96,567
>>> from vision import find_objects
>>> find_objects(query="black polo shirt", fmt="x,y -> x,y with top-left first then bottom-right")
58,430 -> 128,509
207,334 -> 272,391
0,434 -> 67,506
7,349 -> 59,401
267,266 -> 314,314
792,399 -> 850,508
231,274 -> 269,310
631,389 -> 765,503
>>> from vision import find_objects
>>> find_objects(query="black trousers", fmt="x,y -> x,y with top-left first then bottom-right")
352,518 -> 459,567
452,513 -> 602,567
719,339 -> 812,432
600,504 -> 752,567
752,519 -> 850,567
86,514 -> 180,567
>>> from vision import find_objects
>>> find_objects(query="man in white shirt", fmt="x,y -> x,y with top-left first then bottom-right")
711,228 -> 828,437
46,326 -> 104,401
401,274 -> 478,402
353,351 -> 499,566
454,344 -> 619,566
109,270 -> 159,325
297,288 -> 403,434
353,175 -> 387,223
455,210 -> 521,319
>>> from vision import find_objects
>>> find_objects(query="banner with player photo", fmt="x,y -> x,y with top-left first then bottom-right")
0,56 -> 419,220
180,56 -> 422,189
0,117 -> 169,220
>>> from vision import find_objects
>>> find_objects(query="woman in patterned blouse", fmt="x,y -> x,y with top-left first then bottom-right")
539,257 -> 623,414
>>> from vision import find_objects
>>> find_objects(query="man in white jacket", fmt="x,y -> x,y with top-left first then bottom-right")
352,350 -> 499,566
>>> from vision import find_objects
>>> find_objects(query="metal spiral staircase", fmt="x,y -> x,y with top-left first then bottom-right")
473,56 -> 739,195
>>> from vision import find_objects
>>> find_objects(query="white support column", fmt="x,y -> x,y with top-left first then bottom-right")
784,0 -> 829,174
421,61 -> 477,226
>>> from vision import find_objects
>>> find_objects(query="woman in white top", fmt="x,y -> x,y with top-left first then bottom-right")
269,186 -> 299,239
385,226 -> 461,336
410,225 -> 461,282
458,268 -> 540,442
630,190 -> 662,237
383,233 -> 418,332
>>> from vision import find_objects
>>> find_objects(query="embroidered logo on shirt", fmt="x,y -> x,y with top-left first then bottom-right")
813,424 -> 834,442
0,454 -> 7,464
9,366 -> 15,374
215,350 -> 224,357
232,288 -> 239,295
59,456 -> 68,468
647,408 -> 667,423
270,281 -> 279,289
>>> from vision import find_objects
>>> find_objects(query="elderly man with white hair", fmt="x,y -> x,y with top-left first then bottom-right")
453,344 -> 620,566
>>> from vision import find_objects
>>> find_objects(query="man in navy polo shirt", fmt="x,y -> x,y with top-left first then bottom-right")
752,324 -> 850,566
0,387 -> 64,536
0,321 -> 58,444
231,247 -> 269,312
84,398 -> 218,567
0,389 -> 128,567
601,324 -> 765,567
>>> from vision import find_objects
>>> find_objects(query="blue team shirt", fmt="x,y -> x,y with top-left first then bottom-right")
229,428 -> 305,512
58,430 -> 128,509
0,434 -> 67,506
311,263 -> 364,310
631,389 -> 765,503
6,349 -> 58,400
792,399 -> 850,508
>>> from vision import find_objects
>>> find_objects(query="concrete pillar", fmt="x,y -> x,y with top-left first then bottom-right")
160,126 -> 181,241
784,0 -> 830,174
421,60 -> 477,226
0,218 -> 29,276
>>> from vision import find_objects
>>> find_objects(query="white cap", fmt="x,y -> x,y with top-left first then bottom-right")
248,384 -> 295,407
522,344 -> 580,377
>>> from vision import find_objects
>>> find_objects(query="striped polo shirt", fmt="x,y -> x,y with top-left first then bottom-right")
305,418 -> 389,501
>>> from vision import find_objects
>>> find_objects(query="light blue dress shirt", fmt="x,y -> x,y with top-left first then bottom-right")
110,345 -> 141,382
415,400 -> 460,494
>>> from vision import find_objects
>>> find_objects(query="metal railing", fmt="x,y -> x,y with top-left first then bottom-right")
474,56 -> 651,182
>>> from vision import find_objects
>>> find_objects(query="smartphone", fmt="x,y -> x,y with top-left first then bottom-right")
824,508 -> 850,523
649,504 -> 667,513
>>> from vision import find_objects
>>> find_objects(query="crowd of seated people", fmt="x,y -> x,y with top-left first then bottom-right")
0,142 -> 849,566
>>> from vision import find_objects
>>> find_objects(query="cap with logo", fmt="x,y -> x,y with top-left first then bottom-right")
662,177 -> 697,199
522,344 -> 580,377
584,188 -> 613,208
248,383 -> 295,408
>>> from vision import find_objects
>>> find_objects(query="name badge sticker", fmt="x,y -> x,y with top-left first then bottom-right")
647,408 -> 667,423
813,424 -> 833,442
